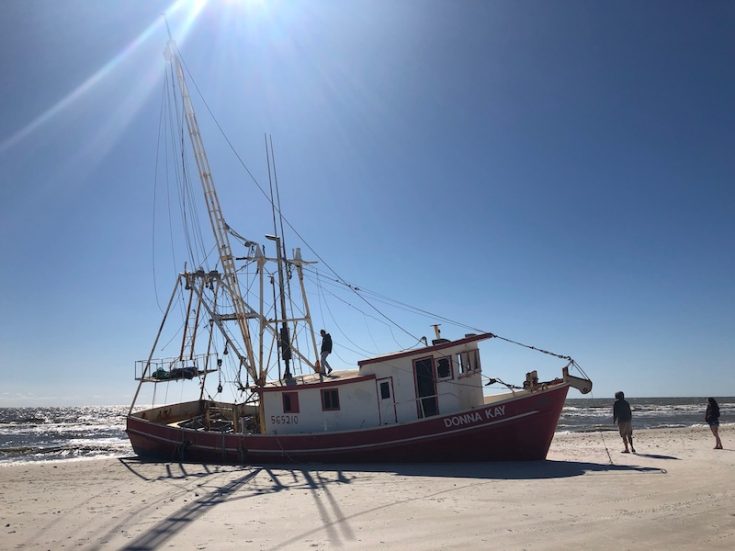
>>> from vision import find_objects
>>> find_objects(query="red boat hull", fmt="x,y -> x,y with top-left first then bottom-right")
127,384 -> 569,463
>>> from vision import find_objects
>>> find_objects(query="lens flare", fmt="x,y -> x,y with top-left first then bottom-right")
0,0 -> 205,154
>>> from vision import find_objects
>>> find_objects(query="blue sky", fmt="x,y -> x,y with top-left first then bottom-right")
1,0 -> 733,406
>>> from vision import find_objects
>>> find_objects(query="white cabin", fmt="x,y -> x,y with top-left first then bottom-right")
261,333 -> 491,434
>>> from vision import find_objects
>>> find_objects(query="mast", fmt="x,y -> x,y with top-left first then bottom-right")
165,41 -> 259,384
267,234 -> 293,381
293,247 -> 320,374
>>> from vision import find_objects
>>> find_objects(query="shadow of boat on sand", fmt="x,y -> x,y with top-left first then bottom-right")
112,457 -> 667,551
119,456 -> 666,482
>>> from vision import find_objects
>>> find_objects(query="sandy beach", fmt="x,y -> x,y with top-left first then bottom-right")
1,426 -> 732,550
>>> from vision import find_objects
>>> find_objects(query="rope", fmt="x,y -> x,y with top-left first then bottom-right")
490,334 -> 572,362
151,74 -> 166,313
599,427 -> 615,465
581,387 -> 615,465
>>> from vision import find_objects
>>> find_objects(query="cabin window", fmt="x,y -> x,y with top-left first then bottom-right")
321,389 -> 340,411
457,350 -> 481,374
457,352 -> 470,374
282,392 -> 299,413
380,381 -> 391,399
436,356 -> 453,379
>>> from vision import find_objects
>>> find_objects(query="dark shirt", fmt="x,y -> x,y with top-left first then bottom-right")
613,398 -> 632,423
321,333 -> 332,353
705,403 -> 720,423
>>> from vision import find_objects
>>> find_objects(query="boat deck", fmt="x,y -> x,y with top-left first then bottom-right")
263,369 -> 362,388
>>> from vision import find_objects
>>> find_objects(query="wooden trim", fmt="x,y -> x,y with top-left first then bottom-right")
260,374 -> 376,393
357,333 -> 493,367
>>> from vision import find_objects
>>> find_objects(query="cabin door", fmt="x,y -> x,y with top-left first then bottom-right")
414,357 -> 438,418
376,377 -> 397,425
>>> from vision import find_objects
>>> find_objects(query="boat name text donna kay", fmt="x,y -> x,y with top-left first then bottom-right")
443,405 -> 506,428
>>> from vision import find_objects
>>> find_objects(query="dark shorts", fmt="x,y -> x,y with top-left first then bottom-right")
708,419 -> 720,428
617,420 -> 632,437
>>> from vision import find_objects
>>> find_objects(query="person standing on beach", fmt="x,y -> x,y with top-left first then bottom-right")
613,391 -> 635,453
705,397 -> 723,449
320,329 -> 333,375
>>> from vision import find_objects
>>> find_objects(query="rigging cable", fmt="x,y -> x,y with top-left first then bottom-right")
163,63 -> 212,275
174,48 -> 422,346
314,267 -> 378,356
271,136 -> 307,376
162,69 -> 180,284
266,135 -> 304,376
173,45 -> 590,377
152,73 -> 167,313
305,270 -> 410,343
174,84 -> 209,270
303,263 -> 584,368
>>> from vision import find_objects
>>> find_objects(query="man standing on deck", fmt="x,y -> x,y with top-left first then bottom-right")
320,329 -> 333,375
613,391 -> 636,453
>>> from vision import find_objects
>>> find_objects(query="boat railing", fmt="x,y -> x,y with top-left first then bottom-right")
134,353 -> 219,382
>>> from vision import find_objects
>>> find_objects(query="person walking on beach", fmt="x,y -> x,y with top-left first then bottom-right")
705,397 -> 723,449
613,391 -> 635,453
320,329 -> 333,375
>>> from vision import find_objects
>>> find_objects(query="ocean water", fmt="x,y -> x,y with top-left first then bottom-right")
0,405 -> 131,465
1,397 -> 732,464
560,397 -> 734,433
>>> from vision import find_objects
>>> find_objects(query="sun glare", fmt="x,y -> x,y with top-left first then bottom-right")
224,0 -> 266,6
0,0 -> 205,154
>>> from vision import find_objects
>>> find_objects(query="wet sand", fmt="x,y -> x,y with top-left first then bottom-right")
1,426 -> 732,550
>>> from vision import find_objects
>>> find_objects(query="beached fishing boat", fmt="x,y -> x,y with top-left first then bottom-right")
126,41 -> 592,464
